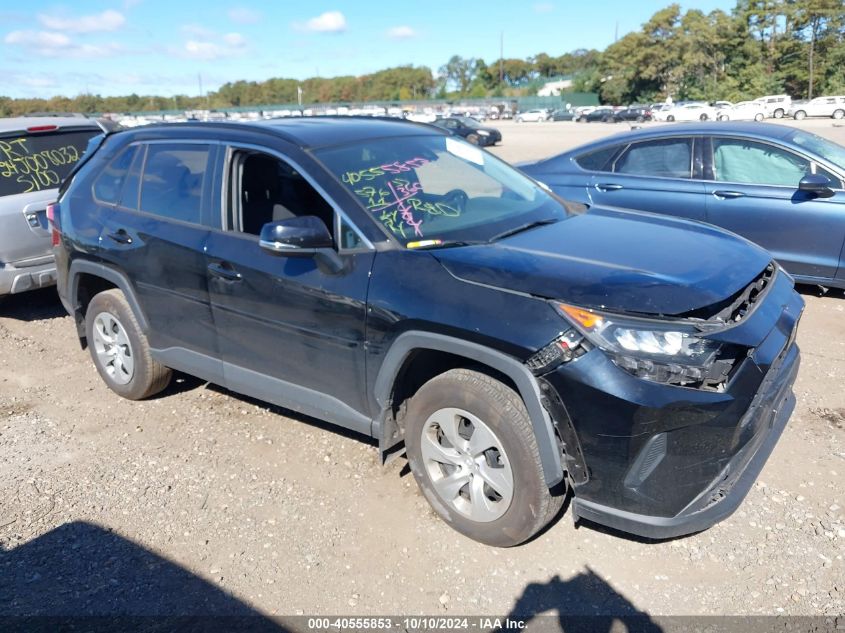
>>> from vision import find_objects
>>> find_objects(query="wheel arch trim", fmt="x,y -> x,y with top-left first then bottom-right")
67,259 -> 150,334
374,331 -> 564,487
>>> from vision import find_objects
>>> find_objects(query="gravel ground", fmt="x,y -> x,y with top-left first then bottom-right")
1,118 -> 843,620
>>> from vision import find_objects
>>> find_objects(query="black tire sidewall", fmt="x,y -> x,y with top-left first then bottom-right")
405,371 -> 550,547
85,291 -> 156,400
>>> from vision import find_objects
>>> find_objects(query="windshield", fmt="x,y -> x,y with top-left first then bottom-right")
314,135 -> 564,247
455,117 -> 482,129
788,130 -> 845,170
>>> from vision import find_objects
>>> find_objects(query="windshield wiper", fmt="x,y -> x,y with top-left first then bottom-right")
488,217 -> 560,242
407,239 -> 485,250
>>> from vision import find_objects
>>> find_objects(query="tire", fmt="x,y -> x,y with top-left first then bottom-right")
833,109 -> 845,120
516,117 -> 523,123
405,368 -> 564,547
794,110 -> 807,120
603,116 -> 613,123
699,113 -> 709,121
774,108 -> 784,119
718,114 -> 729,121
85,289 -> 172,400
636,115 -> 644,123
667,115 -> 675,122
466,133 -> 479,145
754,113 -> 764,122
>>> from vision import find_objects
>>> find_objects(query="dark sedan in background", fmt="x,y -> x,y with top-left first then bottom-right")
522,122 -> 845,289
578,107 -> 616,123
431,116 -> 502,146
612,106 -> 653,123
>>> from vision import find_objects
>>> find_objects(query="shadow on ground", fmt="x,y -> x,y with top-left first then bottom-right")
498,568 -> 663,633
0,288 -> 67,322
0,521 -> 286,631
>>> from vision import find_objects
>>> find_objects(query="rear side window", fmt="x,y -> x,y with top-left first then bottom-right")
139,144 -> 211,224
574,146 -> 618,171
614,138 -> 692,178
0,128 -> 99,197
93,145 -> 137,205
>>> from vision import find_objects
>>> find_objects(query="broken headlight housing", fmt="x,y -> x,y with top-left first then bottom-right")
553,303 -> 733,388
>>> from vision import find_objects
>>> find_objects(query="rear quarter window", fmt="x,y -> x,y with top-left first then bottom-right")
574,146 -> 619,171
0,129 -> 99,197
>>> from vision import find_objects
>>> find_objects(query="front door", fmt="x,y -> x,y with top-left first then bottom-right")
704,136 -> 845,281
205,147 -> 375,433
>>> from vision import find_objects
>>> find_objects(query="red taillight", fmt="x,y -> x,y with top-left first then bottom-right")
27,125 -> 58,133
46,203 -> 61,246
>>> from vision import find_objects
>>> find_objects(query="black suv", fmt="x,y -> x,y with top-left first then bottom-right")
54,119 -> 802,546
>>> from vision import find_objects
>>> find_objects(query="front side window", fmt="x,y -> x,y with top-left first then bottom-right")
139,144 -> 211,224
315,135 -> 563,246
712,138 -> 809,187
614,138 -> 692,178
232,150 -> 337,242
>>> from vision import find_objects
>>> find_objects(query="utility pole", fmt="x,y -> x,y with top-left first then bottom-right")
499,31 -> 504,86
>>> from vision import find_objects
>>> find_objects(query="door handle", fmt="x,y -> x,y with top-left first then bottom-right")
106,229 -> 132,244
595,183 -> 624,191
712,190 -> 746,199
208,262 -> 243,282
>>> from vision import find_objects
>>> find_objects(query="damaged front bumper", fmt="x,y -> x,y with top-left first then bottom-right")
539,268 -> 804,539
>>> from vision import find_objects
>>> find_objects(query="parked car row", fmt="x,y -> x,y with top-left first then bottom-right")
1,114 -> 818,550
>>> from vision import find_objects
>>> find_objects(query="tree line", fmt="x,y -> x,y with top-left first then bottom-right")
1,0 -> 843,117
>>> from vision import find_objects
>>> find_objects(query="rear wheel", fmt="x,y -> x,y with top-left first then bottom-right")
833,109 -> 845,120
718,114 -> 729,121
405,368 -> 563,547
699,113 -> 709,121
754,113 -> 764,122
85,289 -> 172,400
667,115 -> 675,122
794,110 -> 807,120
774,108 -> 785,119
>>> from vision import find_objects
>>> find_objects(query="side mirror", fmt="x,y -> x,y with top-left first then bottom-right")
798,173 -> 834,198
259,216 -> 333,257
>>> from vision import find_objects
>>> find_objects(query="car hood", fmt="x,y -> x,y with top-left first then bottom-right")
431,207 -> 772,316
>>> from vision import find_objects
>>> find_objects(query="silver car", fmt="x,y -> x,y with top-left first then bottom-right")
0,116 -> 102,299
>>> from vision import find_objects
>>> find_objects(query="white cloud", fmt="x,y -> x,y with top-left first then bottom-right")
295,11 -> 347,34
533,2 -> 555,13
176,26 -> 247,60
37,9 -> 126,33
4,30 -> 121,58
228,7 -> 261,24
386,25 -> 415,40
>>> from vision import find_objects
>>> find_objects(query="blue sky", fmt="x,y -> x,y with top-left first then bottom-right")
1,1 -> 735,99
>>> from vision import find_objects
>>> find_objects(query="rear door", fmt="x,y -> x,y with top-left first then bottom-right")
0,125 -> 98,266
587,136 -> 708,221
703,135 -> 845,281
95,141 -> 222,374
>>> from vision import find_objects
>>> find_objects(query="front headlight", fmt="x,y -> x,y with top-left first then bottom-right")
476,130 -> 490,136
554,303 -> 733,389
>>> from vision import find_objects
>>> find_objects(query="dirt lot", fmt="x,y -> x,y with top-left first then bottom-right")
1,119 -> 844,620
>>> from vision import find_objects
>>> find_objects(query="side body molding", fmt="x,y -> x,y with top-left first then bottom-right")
373,331 -> 564,487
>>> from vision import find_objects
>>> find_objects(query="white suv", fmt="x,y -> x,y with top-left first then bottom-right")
753,95 -> 792,119
790,96 -> 845,120
515,109 -> 549,123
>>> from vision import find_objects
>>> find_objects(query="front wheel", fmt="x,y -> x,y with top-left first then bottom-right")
666,115 -> 675,122
466,133 -> 479,145
754,113 -> 764,122
405,369 -> 564,547
774,108 -> 785,119
85,289 -> 172,400
833,109 -> 845,120
718,114 -> 729,121
699,113 -> 709,121
794,110 -> 807,120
